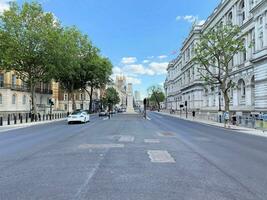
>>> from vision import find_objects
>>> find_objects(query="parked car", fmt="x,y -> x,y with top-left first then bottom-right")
99,111 -> 108,117
67,110 -> 90,124
110,110 -> 116,114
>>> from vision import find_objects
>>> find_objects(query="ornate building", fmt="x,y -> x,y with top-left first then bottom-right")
0,71 -> 53,114
165,0 -> 267,116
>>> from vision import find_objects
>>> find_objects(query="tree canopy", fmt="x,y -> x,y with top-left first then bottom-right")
0,1 -> 113,114
102,87 -> 120,111
147,85 -> 165,110
0,2 -> 61,114
194,23 -> 245,112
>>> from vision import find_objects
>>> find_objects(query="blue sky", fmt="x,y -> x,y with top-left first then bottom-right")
6,0 -> 221,98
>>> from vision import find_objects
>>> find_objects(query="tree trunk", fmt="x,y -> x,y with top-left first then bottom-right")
89,87 -> 93,113
72,92 -> 76,111
30,83 -> 37,116
85,87 -> 94,113
223,91 -> 230,112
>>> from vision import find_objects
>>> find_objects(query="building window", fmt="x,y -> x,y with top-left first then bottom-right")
243,39 -> 247,61
0,93 -> 2,104
64,94 -> 68,101
11,74 -> 16,88
227,12 -> 233,24
40,95 -> 43,104
23,95 -> 26,105
239,0 -> 245,25
12,94 -> 16,104
259,31 -> 263,49
80,93 -> 84,101
0,74 -> 4,87
64,104 -> 67,111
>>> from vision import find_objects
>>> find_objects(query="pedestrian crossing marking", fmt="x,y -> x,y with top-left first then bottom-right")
118,136 -> 135,142
147,150 -> 175,163
144,139 -> 160,143
79,144 -> 124,149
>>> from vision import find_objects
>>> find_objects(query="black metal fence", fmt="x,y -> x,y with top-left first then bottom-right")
0,112 -> 68,126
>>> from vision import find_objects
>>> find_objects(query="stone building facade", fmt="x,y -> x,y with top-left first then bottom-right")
0,71 -> 53,114
165,0 -> 267,116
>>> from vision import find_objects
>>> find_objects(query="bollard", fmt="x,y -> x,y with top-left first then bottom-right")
7,114 -> 10,125
43,114 -> 45,121
14,115 -> 17,124
46,114 -> 48,120
0,117 -> 2,126
20,115 -> 23,124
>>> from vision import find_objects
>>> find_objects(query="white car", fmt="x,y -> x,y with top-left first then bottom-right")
67,111 -> 90,124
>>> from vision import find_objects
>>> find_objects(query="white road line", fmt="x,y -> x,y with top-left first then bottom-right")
147,150 -> 175,163
79,144 -> 124,149
144,139 -> 160,143
146,117 -> 151,120
119,136 -> 135,142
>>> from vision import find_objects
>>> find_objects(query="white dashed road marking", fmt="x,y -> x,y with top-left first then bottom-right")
119,136 -> 135,142
79,144 -> 124,149
144,139 -> 160,143
147,150 -> 175,163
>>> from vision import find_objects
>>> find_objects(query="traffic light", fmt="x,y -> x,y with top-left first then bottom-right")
143,98 -> 147,106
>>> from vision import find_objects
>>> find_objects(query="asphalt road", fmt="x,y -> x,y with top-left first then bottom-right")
0,112 -> 267,200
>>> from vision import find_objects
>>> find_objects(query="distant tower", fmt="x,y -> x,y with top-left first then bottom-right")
115,75 -> 126,92
134,91 -> 141,101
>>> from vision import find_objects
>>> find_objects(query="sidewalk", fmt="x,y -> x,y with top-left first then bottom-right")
0,118 -> 66,133
156,111 -> 267,138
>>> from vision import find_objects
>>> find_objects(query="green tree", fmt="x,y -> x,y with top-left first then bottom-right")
84,56 -> 112,113
53,27 -> 84,111
147,85 -> 165,110
102,87 -> 120,111
194,24 -> 245,113
0,2 -> 61,114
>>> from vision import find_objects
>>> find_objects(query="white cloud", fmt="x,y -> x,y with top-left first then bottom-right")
158,55 -> 168,59
0,0 -> 14,13
176,15 -> 205,25
148,62 -> 168,75
112,66 -> 122,74
126,76 -> 142,85
121,57 -> 137,64
124,64 -> 154,76
143,60 -> 150,64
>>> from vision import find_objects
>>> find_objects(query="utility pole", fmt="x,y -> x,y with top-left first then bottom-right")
185,101 -> 188,119
143,98 -> 147,119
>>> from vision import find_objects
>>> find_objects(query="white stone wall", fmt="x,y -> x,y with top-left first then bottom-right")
165,0 -> 267,114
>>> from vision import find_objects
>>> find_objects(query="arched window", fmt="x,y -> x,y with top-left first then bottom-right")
239,0 -> 245,25
227,12 -> 233,24
23,95 -> 26,105
12,94 -> 17,104
0,93 -> 2,104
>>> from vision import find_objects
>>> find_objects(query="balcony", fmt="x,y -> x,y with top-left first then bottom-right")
0,83 -> 53,94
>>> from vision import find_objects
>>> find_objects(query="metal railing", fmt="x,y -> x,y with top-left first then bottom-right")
0,83 -> 53,94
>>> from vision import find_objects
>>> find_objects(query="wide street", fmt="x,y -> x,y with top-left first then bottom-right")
0,112 -> 267,200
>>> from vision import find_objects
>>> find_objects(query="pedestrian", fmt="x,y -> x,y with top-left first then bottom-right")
192,110 -> 196,119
